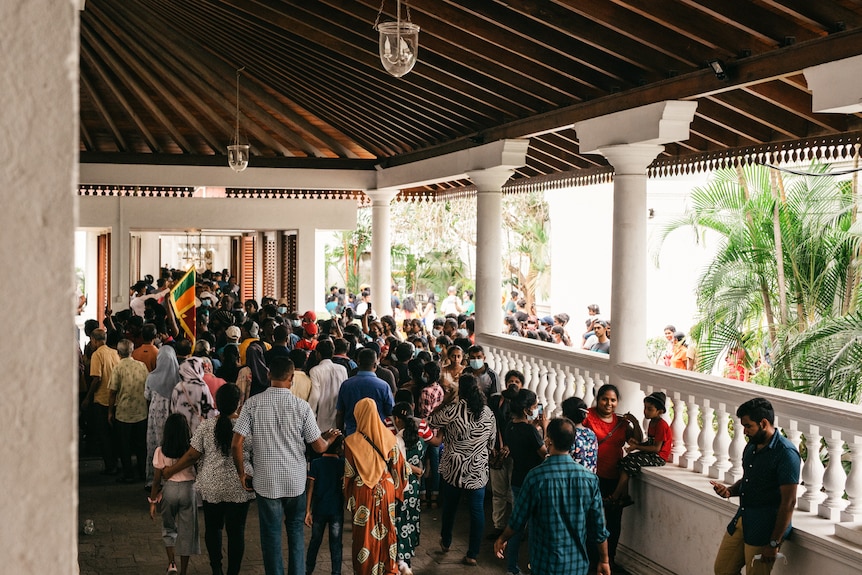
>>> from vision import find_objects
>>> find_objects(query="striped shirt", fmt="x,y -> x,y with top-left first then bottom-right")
234,387 -> 321,499
509,455 -> 609,575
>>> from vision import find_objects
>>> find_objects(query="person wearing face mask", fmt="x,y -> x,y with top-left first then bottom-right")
487,370 -> 525,541
501,388 -> 548,575
466,345 -> 499,403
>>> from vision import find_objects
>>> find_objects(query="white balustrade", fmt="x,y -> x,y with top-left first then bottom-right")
669,393 -> 687,464
478,333 -> 862,540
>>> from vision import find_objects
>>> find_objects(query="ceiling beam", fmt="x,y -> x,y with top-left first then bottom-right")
743,81 -> 847,132
383,27 -> 862,167
79,72 -> 128,153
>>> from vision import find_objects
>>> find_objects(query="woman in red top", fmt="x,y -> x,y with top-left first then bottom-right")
583,384 -> 642,569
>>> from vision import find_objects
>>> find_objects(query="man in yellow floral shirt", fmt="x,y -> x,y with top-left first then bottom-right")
108,339 -> 150,483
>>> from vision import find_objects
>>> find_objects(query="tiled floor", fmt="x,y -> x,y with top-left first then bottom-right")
78,456 -> 631,575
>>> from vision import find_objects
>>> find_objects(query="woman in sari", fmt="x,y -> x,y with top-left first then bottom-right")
145,345 -> 180,488
344,398 -> 408,575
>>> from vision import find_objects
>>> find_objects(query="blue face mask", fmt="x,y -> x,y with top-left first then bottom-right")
277,306 -> 287,314
434,345 -> 442,353
201,300 -> 211,307
469,359 -> 483,370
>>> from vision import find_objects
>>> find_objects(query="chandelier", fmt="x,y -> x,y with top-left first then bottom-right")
177,232 -> 216,271
374,0 -> 420,78
227,67 -> 250,172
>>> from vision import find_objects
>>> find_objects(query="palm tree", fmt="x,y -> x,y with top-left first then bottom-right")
503,192 -> 552,311
654,162 -> 862,400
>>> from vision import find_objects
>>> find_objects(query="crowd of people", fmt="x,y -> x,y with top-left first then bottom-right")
80,269 -> 800,575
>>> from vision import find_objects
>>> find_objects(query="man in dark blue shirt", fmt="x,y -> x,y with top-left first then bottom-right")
494,418 -> 610,575
711,398 -> 801,574
335,348 -> 394,435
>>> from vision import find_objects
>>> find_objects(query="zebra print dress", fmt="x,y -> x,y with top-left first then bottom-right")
430,401 -> 496,489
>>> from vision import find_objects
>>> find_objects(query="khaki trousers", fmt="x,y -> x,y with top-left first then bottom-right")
714,517 -> 778,575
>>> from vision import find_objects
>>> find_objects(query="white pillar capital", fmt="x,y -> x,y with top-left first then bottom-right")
468,167 -> 515,192
598,144 -> 665,175
364,188 -> 400,205
804,54 -> 862,113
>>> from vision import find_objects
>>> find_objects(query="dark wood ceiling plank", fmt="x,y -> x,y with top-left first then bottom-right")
81,18 -> 196,153
83,17 -> 219,155
79,70 -> 129,153
608,0 -> 777,54
361,0 -> 626,95
270,0 -> 567,110
553,0 -> 726,67
525,143 -> 579,172
447,0 -> 681,81
387,27 -> 862,166
695,100 -> 772,143
689,115 -> 757,148
223,0 -> 544,116
708,91 -> 812,139
756,0 -> 862,29
143,0 -> 408,156
530,137 -> 601,170
80,43 -> 161,153
111,0 -> 358,158
80,120 -> 94,153
185,0 -> 506,147
675,0 -> 824,44
743,81 -> 847,132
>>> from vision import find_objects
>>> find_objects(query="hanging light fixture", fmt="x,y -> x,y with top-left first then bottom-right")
374,0 -> 420,78
227,67 -> 249,172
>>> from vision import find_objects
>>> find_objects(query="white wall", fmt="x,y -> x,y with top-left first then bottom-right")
78,196 -> 358,312
0,2 -> 78,573
547,173 -> 715,348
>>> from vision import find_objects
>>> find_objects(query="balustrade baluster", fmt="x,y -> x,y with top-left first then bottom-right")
553,363 -> 567,411
818,431 -> 848,520
798,426 -> 826,512
499,352 -> 511,383
711,403 -> 732,478
694,401 -> 716,474
584,372 -> 596,406
785,422 -> 806,500
535,360 -> 549,410
841,435 -> 862,522
680,396 -> 701,469
562,366 -> 576,403
669,393 -> 686,465
521,355 -> 533,390
725,416 -> 745,484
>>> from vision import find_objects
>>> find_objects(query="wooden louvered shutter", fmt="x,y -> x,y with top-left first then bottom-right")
97,232 -> 111,323
280,232 -> 297,312
263,235 -> 276,299
240,234 -> 255,303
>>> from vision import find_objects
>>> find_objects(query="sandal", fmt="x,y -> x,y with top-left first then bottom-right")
462,556 -> 478,566
439,538 -> 450,553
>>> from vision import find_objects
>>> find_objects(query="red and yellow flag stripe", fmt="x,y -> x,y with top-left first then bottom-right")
170,266 -> 196,343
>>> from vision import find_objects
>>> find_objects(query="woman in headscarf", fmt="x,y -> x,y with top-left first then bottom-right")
344,398 -> 408,575
145,345 -> 180,488
171,356 -> 216,436
234,340 -> 268,409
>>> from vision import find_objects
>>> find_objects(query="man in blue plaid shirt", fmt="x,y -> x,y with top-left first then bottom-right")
494,418 -> 610,575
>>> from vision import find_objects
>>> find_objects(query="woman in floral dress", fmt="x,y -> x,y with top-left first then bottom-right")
391,402 -> 426,573
344,398 -> 408,575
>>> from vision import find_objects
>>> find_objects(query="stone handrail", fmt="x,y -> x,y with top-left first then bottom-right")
477,333 -> 862,532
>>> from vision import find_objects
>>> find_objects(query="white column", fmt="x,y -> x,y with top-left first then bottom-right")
599,143 -> 664,413
110,202 -> 132,309
470,168 -> 514,337
366,189 -> 399,317
295,226 -> 320,313
1,1 -> 77,573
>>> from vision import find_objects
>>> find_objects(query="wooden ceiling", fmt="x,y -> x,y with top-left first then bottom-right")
79,1 -> 862,191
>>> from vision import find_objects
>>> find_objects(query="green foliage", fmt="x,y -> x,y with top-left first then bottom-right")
655,162 -> 862,401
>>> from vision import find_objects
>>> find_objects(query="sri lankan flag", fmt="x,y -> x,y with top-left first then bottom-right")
171,266 -> 196,343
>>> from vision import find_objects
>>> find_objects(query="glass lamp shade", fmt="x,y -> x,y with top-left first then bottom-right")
227,144 -> 250,172
378,21 -> 420,77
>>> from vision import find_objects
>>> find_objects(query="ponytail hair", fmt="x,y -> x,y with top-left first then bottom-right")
392,401 -> 419,447
214,384 -> 241,457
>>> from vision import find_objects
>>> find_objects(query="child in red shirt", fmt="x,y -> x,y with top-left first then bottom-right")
608,391 -> 672,506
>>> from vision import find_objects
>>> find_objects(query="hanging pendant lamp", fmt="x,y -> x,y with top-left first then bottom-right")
227,67 -> 249,172
374,0 -> 420,78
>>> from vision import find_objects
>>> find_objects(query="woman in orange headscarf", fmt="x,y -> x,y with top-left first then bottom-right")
344,398 -> 408,575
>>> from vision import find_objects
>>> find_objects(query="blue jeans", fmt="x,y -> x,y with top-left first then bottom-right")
440,479 -> 485,559
306,513 -> 342,575
507,485 -> 525,574
257,493 -> 306,575
425,444 -> 441,496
